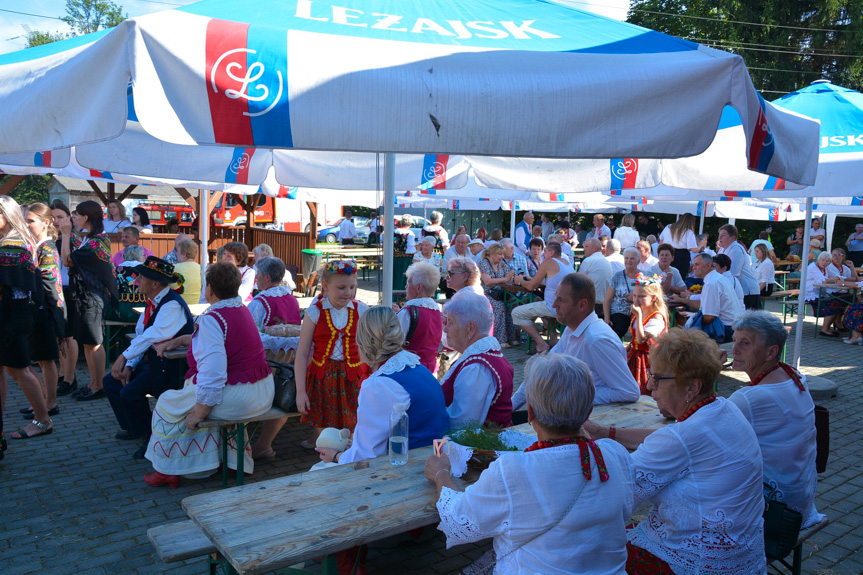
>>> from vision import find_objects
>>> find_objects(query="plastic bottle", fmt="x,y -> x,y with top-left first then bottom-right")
389,402 -> 409,466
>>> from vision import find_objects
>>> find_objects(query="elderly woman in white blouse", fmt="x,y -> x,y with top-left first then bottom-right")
587,328 -> 766,574
805,251 -> 846,338
316,306 -> 448,466
730,311 -> 824,529
413,235 -> 445,274
425,354 -> 635,574
445,256 -> 483,297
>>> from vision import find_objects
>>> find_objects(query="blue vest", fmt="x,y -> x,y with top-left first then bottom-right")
515,221 -> 531,252
144,289 -> 196,391
386,364 -> 450,449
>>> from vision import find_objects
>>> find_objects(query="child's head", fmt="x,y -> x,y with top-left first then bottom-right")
633,275 -> 667,319
321,260 -> 358,307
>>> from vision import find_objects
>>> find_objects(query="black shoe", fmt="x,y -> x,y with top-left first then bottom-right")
57,379 -> 78,397
133,437 -> 151,459
21,406 -> 59,419
115,430 -> 143,441
76,388 -> 106,401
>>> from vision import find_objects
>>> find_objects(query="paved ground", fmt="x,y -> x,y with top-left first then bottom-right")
1,277 -> 861,574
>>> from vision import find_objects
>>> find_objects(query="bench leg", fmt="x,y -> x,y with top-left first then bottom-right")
791,543 -> 802,575
236,422 -> 245,487
221,426 -> 229,488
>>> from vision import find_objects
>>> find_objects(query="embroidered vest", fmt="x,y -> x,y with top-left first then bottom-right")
144,290 -> 195,384
629,311 -> 665,353
185,304 -> 270,385
255,291 -> 301,326
404,305 -> 443,375
441,349 -> 514,428
386,364 -> 450,449
309,300 -> 366,381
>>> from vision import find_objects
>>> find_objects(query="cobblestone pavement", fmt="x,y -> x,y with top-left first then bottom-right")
0,281 -> 860,574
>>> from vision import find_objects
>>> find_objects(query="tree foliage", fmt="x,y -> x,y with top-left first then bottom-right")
61,0 -> 127,35
628,0 -> 863,94
25,29 -> 68,49
0,175 -> 52,206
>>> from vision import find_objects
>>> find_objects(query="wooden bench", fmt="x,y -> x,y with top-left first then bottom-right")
768,517 -> 830,575
198,406 -> 299,487
103,320 -> 137,368
148,520 -> 216,564
763,289 -> 801,323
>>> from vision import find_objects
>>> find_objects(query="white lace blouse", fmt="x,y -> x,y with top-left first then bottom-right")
729,377 -> 824,529
305,298 -> 369,360
437,439 -> 634,574
629,398 -> 767,575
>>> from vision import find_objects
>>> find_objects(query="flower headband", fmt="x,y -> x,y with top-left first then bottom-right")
325,259 -> 358,275
635,273 -> 661,286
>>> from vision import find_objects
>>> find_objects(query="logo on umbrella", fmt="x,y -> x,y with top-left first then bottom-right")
211,49 -> 283,118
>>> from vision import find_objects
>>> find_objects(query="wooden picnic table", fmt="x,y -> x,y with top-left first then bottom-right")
180,398 -> 668,575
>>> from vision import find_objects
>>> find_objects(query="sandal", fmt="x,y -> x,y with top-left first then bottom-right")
253,447 -> 277,461
11,419 -> 54,440
300,439 -> 316,450
20,405 -> 60,419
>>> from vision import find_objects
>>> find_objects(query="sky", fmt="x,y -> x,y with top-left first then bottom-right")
0,0 -> 630,54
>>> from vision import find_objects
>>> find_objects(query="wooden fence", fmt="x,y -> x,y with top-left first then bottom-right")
114,228 -> 312,270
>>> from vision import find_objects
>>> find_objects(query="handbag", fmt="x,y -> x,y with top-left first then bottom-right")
488,286 -> 506,302
814,405 -> 830,473
763,483 -> 803,560
267,360 -> 297,412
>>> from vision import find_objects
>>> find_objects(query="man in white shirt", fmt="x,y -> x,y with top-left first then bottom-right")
647,244 -> 687,295
443,233 -> 470,266
578,238 -> 613,314
540,214 -> 555,241
468,239 -> 485,262
636,240 -> 659,272
337,209 -> 358,245
588,214 -> 611,240
513,211 -> 534,256
671,253 -> 743,342
102,257 -> 195,458
604,238 -> 625,274
511,273 -> 639,409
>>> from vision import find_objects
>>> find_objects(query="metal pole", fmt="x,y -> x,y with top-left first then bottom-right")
698,202 -> 706,234
382,153 -> 396,306
792,197 -> 813,368
200,189 -> 209,292
509,202 -> 516,239
825,213 -> 837,253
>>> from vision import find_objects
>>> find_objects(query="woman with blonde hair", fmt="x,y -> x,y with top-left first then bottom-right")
104,200 -> 131,234
614,212 -> 640,250
627,274 -> 668,394
478,243 -> 517,347
658,213 -> 698,278
0,196 -> 55,439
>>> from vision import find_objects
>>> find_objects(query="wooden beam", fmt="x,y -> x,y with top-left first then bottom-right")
209,191 -> 223,214
117,184 -> 137,203
175,187 -> 197,212
107,182 -> 116,201
0,175 -> 25,196
87,180 -> 109,205
307,201 -> 318,246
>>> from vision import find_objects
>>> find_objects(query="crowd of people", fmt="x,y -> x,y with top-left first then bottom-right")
0,199 -> 835,574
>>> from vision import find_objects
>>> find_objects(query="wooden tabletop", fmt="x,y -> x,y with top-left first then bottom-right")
181,399 -> 667,574
134,303 -> 212,316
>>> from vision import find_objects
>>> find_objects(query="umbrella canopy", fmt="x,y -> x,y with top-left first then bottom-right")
0,0 -> 817,188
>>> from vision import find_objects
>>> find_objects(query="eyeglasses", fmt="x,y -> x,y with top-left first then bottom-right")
446,270 -> 464,278
646,370 -> 675,388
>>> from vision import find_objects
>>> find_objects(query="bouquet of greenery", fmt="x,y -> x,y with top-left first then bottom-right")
448,421 -> 519,470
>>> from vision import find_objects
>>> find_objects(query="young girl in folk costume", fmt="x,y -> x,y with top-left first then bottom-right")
627,274 -> 669,395
19,203 -> 66,421
295,260 -> 369,447
0,196 -> 54,440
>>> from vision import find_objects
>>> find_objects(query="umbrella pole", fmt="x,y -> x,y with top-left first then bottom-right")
698,202 -> 706,234
826,213 -> 837,253
792,197 -> 813,368
382,153 -> 396,306
509,202 -> 516,239
200,189 -> 209,289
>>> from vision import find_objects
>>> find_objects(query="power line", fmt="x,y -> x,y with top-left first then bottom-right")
133,0 -> 187,5
0,8 -> 66,21
697,40 -> 861,59
747,66 -> 823,75
631,7 -> 858,35
689,36 -> 860,56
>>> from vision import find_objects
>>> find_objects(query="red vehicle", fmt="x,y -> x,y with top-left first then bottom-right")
213,193 -> 275,226
139,203 -> 195,228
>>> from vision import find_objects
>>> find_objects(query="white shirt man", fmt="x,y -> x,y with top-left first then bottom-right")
578,238 -> 613,299
513,212 -> 535,256
605,239 -> 625,274
673,255 -> 742,339
588,215 -> 611,240
337,214 -> 357,244
511,275 -> 639,407
443,234 -> 471,266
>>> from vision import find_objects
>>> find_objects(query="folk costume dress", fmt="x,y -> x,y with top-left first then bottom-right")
437,433 -> 634,574
304,298 -> 369,430
627,311 -> 667,395
69,233 -> 118,345
146,297 -> 274,476
29,238 -> 66,362
478,258 -> 518,345
628,398 -> 767,575
0,235 -> 42,370
396,297 -> 443,375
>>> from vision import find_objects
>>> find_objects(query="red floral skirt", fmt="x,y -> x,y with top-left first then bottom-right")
303,360 -> 361,430
626,542 -> 674,575
627,344 -> 652,395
